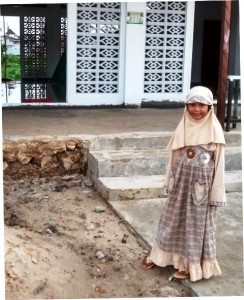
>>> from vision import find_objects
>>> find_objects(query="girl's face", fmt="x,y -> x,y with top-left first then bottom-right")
187,102 -> 210,120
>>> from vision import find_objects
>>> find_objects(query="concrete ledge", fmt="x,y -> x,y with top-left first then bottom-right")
88,146 -> 241,181
95,171 -> 242,202
89,130 -> 242,150
225,146 -> 242,171
98,175 -> 166,201
88,149 -> 169,177
89,132 -> 172,151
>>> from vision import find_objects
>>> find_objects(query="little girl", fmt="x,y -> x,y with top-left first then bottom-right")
142,86 -> 226,282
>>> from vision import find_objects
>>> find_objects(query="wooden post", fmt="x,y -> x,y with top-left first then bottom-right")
217,0 -> 232,128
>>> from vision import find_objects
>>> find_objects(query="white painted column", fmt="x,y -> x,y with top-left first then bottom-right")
66,3 -> 77,105
124,2 -> 147,106
182,1 -> 195,98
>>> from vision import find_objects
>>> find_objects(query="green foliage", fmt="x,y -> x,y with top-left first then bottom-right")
5,54 -> 20,64
1,54 -> 20,80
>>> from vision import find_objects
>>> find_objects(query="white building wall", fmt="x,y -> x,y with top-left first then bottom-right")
124,2 -> 147,105
124,1 -> 195,104
67,2 -> 195,106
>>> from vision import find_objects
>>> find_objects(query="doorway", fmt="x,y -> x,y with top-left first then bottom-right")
201,20 -> 221,96
1,4 -> 67,104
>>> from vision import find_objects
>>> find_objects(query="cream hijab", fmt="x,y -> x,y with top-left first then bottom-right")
167,86 -> 226,150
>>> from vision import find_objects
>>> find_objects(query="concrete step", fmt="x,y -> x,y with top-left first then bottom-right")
96,175 -> 166,201
88,149 -> 169,178
88,146 -> 242,179
224,146 -> 242,171
94,170 -> 242,201
89,132 -> 173,151
224,131 -> 241,146
89,131 -> 241,151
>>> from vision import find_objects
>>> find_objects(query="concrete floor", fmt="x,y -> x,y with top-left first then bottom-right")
2,107 -> 243,297
2,107 -> 184,137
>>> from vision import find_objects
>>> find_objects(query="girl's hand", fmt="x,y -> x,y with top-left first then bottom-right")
162,185 -> 169,196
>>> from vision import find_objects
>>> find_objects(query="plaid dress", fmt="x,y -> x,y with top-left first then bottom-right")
150,145 -> 221,281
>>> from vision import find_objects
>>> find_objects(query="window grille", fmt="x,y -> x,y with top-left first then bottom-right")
144,1 -> 186,93
23,16 -> 47,77
76,2 -> 121,93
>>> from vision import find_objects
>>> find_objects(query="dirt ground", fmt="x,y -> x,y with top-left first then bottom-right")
4,174 -> 192,299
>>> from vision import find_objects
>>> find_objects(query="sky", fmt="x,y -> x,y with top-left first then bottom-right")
0,16 -> 20,35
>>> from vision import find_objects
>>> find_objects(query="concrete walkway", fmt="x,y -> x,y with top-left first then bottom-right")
2,107 -> 243,297
111,193 -> 243,297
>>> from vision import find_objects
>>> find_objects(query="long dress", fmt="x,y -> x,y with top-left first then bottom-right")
149,144 -> 222,282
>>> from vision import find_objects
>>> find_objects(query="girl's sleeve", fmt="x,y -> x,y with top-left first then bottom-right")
209,144 -> 226,206
163,149 -> 179,194
163,151 -> 173,189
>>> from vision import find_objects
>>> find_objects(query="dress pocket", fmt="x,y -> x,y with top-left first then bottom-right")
192,179 -> 209,205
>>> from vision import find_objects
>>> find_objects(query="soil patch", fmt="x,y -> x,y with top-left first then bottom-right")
4,174 -> 192,299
